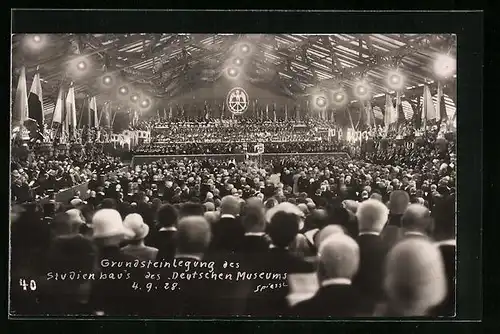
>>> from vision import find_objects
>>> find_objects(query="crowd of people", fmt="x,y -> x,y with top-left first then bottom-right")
11,142 -> 123,203
11,134 -> 456,317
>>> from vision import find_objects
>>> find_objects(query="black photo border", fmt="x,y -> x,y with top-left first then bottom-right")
7,9 -> 483,332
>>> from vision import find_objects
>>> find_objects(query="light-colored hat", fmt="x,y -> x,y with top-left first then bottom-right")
123,213 -> 150,240
92,209 -> 134,239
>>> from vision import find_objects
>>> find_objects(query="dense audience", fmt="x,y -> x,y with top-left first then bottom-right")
11,142 -> 123,202
10,130 -> 456,317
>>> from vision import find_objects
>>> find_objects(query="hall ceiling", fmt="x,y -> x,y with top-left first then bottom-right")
11,33 -> 456,114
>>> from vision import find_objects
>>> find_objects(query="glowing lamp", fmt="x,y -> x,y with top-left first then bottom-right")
77,61 -> 87,71
102,75 -> 113,85
119,86 -> 129,95
227,67 -> 239,77
33,35 -> 41,43
316,96 -> 327,108
353,80 -> 371,100
233,57 -> 243,66
433,54 -> 456,78
241,44 -> 250,53
140,99 -> 150,108
130,94 -> 139,102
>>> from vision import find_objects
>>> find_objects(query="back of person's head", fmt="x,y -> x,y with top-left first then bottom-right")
100,198 -> 118,210
306,209 -> 329,230
297,203 -> 309,216
246,197 -> 264,212
179,202 -> 205,218
389,190 -> 410,215
401,204 -> 432,234
370,193 -> 383,202
47,234 -> 98,275
203,211 -> 220,225
315,225 -> 345,249
384,238 -> 447,315
317,233 -> 360,281
51,211 -> 84,237
203,202 -> 215,212
157,203 -> 178,228
264,198 -> 278,211
356,199 -> 389,233
242,206 -> 266,233
177,216 -> 212,256
220,195 -> 241,217
267,211 -> 300,248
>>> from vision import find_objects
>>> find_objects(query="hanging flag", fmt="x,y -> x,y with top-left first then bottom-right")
422,84 -> 437,122
65,84 -> 77,137
28,71 -> 44,131
13,67 -> 29,127
383,93 -> 395,135
52,86 -> 64,125
285,104 -> 288,121
438,85 -> 447,123
89,96 -> 98,128
156,109 -> 160,120
169,105 -> 172,119
163,107 -> 166,120
204,100 -> 209,120
78,97 -> 89,128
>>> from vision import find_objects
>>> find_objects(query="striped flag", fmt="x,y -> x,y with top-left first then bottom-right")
13,67 -> 29,126
28,72 -> 44,131
402,101 -> 414,121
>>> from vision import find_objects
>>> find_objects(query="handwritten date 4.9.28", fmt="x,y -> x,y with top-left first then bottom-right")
131,281 -> 179,292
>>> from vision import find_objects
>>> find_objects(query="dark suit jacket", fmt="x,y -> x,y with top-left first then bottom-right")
209,216 -> 245,254
353,234 -> 389,304
147,228 -> 177,261
244,247 -> 316,317
289,283 -> 373,317
430,241 -> 456,317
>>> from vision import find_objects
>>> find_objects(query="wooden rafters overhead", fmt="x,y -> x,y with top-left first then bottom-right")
11,33 -> 456,114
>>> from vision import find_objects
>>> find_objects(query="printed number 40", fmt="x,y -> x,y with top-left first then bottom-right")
19,279 -> 36,291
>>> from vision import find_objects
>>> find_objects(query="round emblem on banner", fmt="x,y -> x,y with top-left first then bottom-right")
226,87 -> 249,115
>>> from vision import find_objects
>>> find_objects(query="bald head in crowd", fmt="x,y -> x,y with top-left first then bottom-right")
356,199 -> 389,234
317,234 -> 360,282
176,216 -> 212,257
401,204 -> 432,235
220,195 -> 241,217
315,225 -> 345,249
384,238 -> 447,315
389,190 -> 410,215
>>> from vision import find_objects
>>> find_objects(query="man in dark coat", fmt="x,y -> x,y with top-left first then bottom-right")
353,199 -> 390,305
290,234 -> 372,317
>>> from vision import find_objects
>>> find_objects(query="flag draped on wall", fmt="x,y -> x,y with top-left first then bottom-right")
28,72 -> 44,131
13,67 -> 29,127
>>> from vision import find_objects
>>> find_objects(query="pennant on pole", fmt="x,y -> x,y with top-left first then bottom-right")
28,71 -> 44,131
65,84 -> 77,138
52,86 -> 64,125
423,84 -> 437,123
89,96 -> 98,128
13,66 -> 29,126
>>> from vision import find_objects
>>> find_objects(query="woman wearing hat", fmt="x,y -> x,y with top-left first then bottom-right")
121,214 -> 158,261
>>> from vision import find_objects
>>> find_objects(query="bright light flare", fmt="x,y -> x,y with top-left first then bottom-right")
316,96 -> 327,108
241,44 -> 250,54
433,54 -> 456,79
119,86 -> 129,95
140,99 -> 150,108
77,61 -> 87,71
130,94 -> 140,103
23,34 -> 48,52
233,57 -> 244,66
353,80 -> 372,100
227,67 -> 240,79
386,70 -> 405,90
331,89 -> 348,107
102,75 -> 113,86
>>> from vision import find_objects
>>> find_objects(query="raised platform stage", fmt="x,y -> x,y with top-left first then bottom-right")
131,152 -> 350,167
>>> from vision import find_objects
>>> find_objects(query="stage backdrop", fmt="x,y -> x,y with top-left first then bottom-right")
161,79 -> 300,119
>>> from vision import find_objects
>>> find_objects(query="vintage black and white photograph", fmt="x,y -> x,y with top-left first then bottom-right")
10,32 -> 458,318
